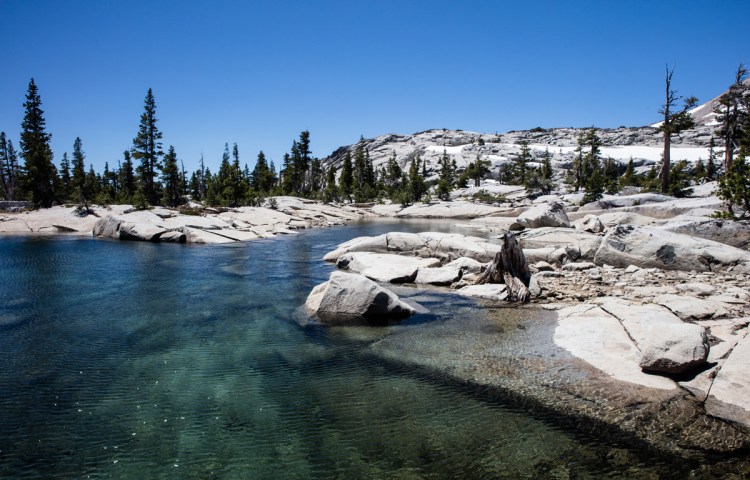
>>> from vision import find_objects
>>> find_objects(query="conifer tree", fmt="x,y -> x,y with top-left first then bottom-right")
71,137 -> 87,204
384,151 -> 402,194
19,79 -> 57,207
161,145 -> 183,207
512,141 -> 531,185
131,88 -> 164,205
466,154 -> 490,187
323,165 -> 338,203
310,158 -> 323,195
0,133 -> 20,200
281,152 -> 294,194
118,150 -> 136,203
715,65 -> 748,172
84,164 -> 100,201
436,149 -> 455,200
339,152 -> 353,202
602,157 -> 620,194
580,129 -> 604,204
408,155 -> 426,203
619,158 -> 638,188
353,139 -> 368,202
58,152 -> 72,202
229,142 -> 247,206
657,66 -> 697,194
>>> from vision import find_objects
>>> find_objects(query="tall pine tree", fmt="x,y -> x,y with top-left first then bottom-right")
131,88 -> 164,205
161,145 -> 183,207
19,79 -> 57,207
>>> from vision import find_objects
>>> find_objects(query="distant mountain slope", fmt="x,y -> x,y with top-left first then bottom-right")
321,81 -> 741,179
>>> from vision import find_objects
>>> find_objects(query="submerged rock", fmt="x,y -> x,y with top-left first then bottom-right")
305,271 -> 415,324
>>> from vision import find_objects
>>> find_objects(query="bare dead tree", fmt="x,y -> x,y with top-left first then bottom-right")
475,232 -> 531,303
657,65 -> 697,194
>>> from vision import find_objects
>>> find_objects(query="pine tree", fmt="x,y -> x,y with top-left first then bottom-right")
353,139 -> 368,202
58,152 -> 72,202
384,151 -> 402,194
408,155 -> 426,203
280,153 -> 293,194
602,157 -> 620,194
229,142 -> 247,206
322,165 -> 338,203
581,129 -> 604,204
161,145 -> 183,207
0,133 -> 20,200
84,164 -> 100,201
619,158 -> 638,188
71,137 -> 87,204
251,150 -> 275,193
339,152 -> 353,202
131,88 -> 164,205
310,158 -> 323,195
467,154 -> 490,187
512,141 -> 531,185
98,161 -> 117,205
118,150 -> 136,203
715,64 -> 748,172
657,66 -> 698,194
19,79 -> 57,207
436,149 -> 455,200
296,130 -> 312,195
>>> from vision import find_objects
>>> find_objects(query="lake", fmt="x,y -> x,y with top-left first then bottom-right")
0,221 -> 712,478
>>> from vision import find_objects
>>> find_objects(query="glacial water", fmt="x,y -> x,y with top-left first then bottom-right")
0,221 -> 719,479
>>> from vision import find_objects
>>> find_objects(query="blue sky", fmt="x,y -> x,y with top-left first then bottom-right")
1,0 -> 748,173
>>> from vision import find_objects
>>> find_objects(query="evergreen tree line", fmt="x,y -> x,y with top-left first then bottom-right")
3,65 -> 749,218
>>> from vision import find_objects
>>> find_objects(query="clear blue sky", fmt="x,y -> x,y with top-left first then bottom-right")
1,0 -> 748,173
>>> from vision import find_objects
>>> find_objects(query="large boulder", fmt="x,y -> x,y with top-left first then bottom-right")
305,271 -> 415,323
638,323 -> 710,374
118,222 -> 168,241
93,215 -> 122,239
336,252 -> 441,283
518,228 -> 602,261
516,202 -> 570,229
593,225 -> 750,273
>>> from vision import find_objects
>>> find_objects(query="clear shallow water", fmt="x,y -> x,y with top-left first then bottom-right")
0,221 -> 712,479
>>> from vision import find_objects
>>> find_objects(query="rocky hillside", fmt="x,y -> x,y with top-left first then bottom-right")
321,81 -> 739,180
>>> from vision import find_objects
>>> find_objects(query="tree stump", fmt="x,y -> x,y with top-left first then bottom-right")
474,232 -> 531,303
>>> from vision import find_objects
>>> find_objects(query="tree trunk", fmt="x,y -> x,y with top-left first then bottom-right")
660,131 -> 671,194
474,232 -> 531,303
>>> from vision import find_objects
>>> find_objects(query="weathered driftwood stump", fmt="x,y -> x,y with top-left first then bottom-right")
474,232 -> 531,303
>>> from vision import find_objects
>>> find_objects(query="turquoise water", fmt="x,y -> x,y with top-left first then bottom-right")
0,221 -> 713,478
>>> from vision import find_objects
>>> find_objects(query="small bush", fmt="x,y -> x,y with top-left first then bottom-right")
472,190 -> 506,204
